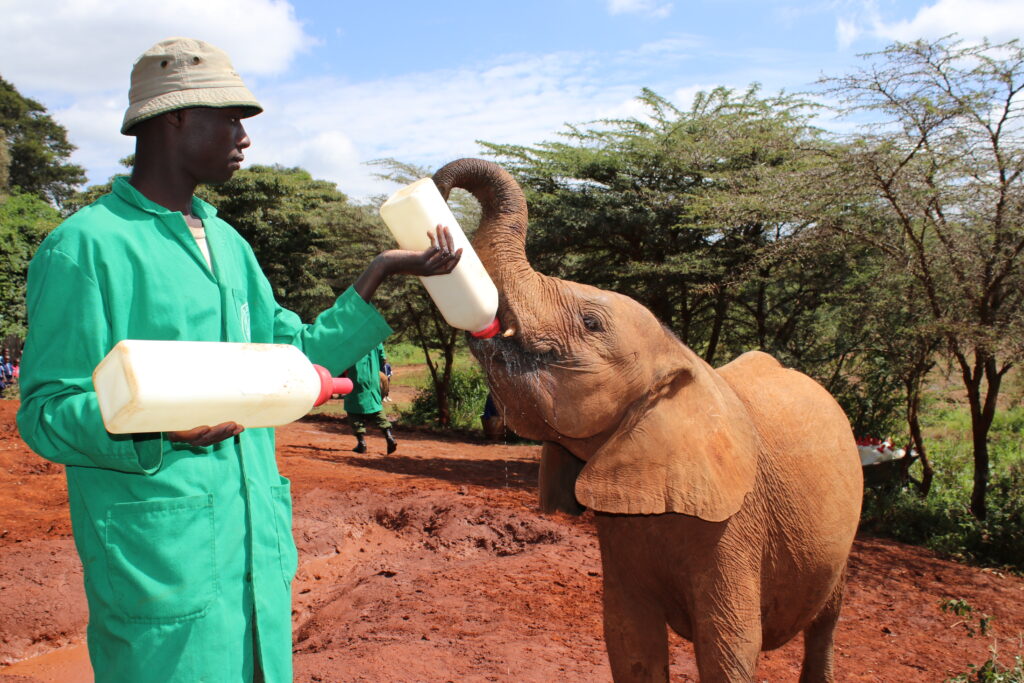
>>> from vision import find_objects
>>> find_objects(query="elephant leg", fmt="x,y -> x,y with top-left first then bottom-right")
596,516 -> 669,683
798,572 -> 845,683
539,441 -> 586,515
601,569 -> 669,683
691,576 -> 762,683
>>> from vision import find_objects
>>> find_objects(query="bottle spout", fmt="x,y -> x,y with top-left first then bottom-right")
470,317 -> 501,339
313,365 -> 353,406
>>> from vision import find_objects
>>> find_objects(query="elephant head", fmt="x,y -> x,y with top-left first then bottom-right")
433,159 -> 758,521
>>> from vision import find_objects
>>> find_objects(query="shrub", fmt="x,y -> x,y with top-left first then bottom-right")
860,463 -> 1024,572
404,366 -> 490,431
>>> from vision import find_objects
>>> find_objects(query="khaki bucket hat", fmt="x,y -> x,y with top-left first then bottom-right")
121,37 -> 263,135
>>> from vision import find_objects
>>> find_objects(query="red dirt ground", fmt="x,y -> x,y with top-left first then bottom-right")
1,396 -> 1023,682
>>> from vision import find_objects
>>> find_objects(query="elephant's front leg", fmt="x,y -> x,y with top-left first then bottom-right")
597,516 -> 669,682
601,560 -> 669,682
690,572 -> 763,683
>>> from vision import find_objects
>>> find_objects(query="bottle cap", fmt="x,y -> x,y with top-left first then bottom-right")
313,365 -> 353,406
470,317 -> 501,339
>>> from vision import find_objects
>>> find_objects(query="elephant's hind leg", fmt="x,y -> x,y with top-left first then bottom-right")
798,572 -> 845,683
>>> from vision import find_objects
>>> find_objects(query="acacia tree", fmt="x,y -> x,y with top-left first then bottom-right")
824,36 -> 1024,518
482,86 -> 839,366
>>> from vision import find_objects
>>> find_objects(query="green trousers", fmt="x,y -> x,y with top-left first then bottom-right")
348,410 -> 392,435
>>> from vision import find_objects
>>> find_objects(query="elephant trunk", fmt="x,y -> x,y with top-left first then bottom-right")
432,158 -> 542,337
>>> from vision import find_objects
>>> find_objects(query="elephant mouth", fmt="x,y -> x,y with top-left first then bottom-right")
469,335 -> 562,374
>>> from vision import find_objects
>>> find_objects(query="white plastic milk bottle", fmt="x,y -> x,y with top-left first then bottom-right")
379,178 -> 500,338
93,339 -> 353,434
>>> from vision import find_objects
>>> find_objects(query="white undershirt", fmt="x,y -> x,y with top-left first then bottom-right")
189,224 -> 212,269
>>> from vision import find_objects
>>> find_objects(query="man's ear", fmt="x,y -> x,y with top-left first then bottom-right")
162,109 -> 187,129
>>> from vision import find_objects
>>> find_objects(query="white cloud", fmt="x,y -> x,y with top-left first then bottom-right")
242,52 -> 647,199
0,0 -> 310,94
838,0 -> 1024,48
608,0 -> 674,19
0,0 -> 312,185
836,18 -> 861,50
873,0 -> 1024,43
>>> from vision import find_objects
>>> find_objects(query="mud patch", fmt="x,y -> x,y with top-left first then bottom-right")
372,494 -> 563,556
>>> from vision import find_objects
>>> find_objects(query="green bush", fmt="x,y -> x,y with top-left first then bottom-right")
947,652 -> 1024,682
860,425 -> 1024,572
403,366 -> 490,431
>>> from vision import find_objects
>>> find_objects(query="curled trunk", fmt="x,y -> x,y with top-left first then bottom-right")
432,158 -> 542,337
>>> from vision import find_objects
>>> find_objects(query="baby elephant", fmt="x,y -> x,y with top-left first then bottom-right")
433,157 -> 863,682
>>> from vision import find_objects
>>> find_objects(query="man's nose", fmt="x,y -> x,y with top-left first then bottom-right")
237,124 -> 251,150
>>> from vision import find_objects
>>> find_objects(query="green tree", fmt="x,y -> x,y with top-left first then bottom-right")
0,192 -> 60,338
823,36 -> 1024,518
483,86 -> 837,367
0,136 -> 10,193
199,165 -> 381,324
0,76 -> 86,206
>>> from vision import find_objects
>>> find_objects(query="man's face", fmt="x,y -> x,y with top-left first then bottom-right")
178,107 -> 251,185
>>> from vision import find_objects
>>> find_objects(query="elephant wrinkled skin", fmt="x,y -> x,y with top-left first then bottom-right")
432,158 -> 863,682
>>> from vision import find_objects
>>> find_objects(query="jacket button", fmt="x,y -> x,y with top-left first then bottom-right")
245,572 -> 252,582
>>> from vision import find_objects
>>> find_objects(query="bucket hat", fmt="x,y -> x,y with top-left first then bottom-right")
121,37 -> 263,135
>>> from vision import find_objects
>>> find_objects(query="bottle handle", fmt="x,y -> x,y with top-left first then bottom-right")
313,365 -> 354,406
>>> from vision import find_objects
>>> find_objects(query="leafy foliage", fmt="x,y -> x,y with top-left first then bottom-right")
483,86 -> 841,364
0,192 -> 59,338
404,364 -> 490,431
860,404 -> 1024,571
0,76 -> 85,206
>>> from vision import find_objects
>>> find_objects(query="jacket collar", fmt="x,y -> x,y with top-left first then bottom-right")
111,176 -> 220,220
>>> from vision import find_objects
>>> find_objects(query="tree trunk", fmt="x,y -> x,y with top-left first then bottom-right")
958,351 -> 1002,521
703,290 -> 729,366
904,381 -> 933,496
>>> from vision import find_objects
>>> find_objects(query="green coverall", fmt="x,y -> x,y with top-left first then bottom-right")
17,177 -> 391,682
343,343 -> 390,432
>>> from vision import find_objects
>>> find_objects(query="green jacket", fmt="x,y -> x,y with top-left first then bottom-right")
17,177 -> 391,683
343,343 -> 387,415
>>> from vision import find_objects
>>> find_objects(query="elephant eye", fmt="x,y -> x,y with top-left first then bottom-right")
582,313 -> 603,332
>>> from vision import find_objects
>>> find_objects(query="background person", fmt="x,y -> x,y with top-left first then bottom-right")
343,342 -> 396,454
16,37 -> 460,683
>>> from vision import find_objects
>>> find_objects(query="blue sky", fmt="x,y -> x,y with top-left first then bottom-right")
1,0 -> 1020,200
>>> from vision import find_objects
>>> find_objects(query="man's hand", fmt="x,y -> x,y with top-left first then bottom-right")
167,422 -> 244,447
354,225 -> 463,302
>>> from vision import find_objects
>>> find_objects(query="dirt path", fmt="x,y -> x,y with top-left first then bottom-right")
1,398 -> 1022,682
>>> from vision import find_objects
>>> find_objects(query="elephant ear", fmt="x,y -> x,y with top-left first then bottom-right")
574,354 -> 758,521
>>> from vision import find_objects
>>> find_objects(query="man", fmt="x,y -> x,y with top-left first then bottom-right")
343,342 -> 395,454
16,37 -> 461,683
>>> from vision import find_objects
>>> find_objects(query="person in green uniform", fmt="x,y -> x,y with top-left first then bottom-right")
343,343 -> 396,454
16,38 -> 461,683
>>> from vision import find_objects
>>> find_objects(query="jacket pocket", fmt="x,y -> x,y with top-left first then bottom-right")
105,494 -> 219,623
270,477 -> 298,584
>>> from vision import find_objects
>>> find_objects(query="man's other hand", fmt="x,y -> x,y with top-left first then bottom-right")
167,422 -> 244,447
